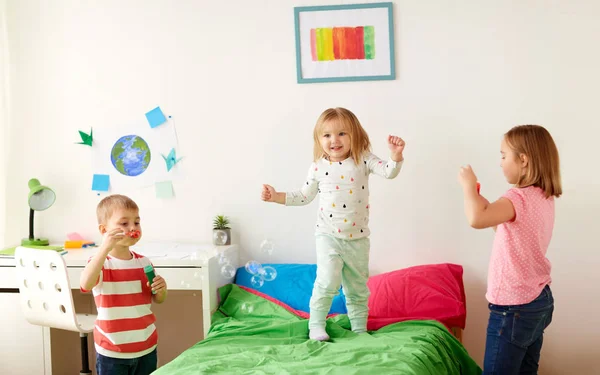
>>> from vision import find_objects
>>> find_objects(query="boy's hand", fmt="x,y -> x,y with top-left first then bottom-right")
101,228 -> 125,253
261,184 -> 277,202
458,165 -> 478,189
388,135 -> 405,162
149,275 -> 167,295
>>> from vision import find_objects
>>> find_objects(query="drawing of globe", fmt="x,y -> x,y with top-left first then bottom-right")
110,135 -> 151,177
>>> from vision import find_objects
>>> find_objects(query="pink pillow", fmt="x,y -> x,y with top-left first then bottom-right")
366,263 -> 467,331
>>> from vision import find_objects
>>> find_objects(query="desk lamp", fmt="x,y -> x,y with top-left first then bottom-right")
21,178 -> 56,246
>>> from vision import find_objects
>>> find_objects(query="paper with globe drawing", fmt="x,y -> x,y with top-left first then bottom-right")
91,118 -> 183,191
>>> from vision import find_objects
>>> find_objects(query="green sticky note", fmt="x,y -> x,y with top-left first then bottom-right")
155,181 -> 174,199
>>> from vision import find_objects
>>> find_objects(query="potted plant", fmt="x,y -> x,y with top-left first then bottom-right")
212,215 -> 231,246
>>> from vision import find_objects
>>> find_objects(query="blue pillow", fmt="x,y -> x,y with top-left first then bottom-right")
235,263 -> 347,314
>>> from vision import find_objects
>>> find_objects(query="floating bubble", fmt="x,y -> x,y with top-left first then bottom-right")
217,252 -> 228,265
240,303 -> 254,315
213,230 -> 228,246
245,260 -> 262,275
260,239 -> 275,255
258,266 -> 277,282
190,252 -> 207,262
221,264 -> 236,278
250,274 -> 265,289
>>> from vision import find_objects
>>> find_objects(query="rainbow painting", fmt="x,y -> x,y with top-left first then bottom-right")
310,26 -> 375,61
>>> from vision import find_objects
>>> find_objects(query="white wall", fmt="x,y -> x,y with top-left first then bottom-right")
5,1 -> 599,373
0,0 -> 8,248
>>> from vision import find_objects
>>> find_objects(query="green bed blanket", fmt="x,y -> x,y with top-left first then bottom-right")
153,285 -> 481,375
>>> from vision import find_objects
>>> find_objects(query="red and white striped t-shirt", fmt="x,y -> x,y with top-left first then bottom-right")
83,251 -> 157,358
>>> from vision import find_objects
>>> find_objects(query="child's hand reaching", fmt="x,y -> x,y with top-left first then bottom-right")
261,184 -> 275,202
261,184 -> 285,204
458,165 -> 478,189
388,135 -> 405,162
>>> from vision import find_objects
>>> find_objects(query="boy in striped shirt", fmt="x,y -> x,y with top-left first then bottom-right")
80,195 -> 167,375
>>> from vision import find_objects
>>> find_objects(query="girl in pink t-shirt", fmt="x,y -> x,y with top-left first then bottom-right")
458,125 -> 562,374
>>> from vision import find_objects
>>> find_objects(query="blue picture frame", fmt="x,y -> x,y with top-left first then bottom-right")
294,2 -> 396,84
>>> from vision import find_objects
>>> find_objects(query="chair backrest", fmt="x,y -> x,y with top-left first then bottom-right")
15,247 -> 83,332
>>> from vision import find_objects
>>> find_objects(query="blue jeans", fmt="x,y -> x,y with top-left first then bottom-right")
483,285 -> 554,375
96,349 -> 157,375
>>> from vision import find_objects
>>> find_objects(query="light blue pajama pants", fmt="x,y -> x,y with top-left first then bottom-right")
308,234 -> 370,333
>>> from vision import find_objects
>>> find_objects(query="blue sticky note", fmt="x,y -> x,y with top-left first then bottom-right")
145,106 -> 167,128
92,174 -> 110,192
155,181 -> 174,199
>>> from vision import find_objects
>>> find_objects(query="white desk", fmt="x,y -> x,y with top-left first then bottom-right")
0,243 -> 240,375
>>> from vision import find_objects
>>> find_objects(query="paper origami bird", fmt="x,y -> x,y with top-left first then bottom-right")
77,128 -> 93,146
162,148 -> 183,171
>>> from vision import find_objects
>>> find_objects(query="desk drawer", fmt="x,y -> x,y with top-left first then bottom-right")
0,266 -> 18,288
66,267 -> 203,291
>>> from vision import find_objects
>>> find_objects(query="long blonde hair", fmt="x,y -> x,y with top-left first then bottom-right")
505,125 -> 562,198
313,108 -> 371,164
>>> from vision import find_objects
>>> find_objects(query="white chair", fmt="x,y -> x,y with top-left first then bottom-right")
15,247 -> 97,375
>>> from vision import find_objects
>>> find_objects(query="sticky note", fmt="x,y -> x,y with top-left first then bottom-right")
155,181 -> 174,199
145,106 -> 167,128
92,174 -> 110,191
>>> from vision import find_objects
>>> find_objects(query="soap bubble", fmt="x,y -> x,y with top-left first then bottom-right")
190,252 -> 207,262
240,303 -> 254,315
217,252 -> 228,265
213,230 -> 228,246
250,274 -> 265,289
245,260 -> 262,275
221,264 -> 236,278
260,239 -> 275,255
258,266 -> 277,282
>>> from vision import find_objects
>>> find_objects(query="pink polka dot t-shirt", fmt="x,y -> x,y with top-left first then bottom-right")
486,186 -> 554,305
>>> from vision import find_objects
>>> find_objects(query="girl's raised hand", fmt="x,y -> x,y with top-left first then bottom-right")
388,135 -> 405,161
261,184 -> 277,202
458,165 -> 478,188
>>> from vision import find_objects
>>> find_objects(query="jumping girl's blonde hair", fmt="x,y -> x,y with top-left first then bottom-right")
504,125 -> 562,198
313,107 -> 371,164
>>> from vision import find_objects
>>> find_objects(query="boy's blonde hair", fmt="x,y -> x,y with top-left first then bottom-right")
505,125 -> 562,198
96,194 -> 139,225
313,107 -> 371,164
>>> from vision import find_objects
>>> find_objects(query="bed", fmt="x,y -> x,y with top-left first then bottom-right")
153,263 -> 482,375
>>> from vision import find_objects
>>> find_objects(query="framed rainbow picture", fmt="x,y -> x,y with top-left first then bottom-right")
294,2 -> 395,84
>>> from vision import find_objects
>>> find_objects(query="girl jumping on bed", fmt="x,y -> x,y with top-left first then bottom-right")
261,107 -> 405,341
458,125 -> 561,374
